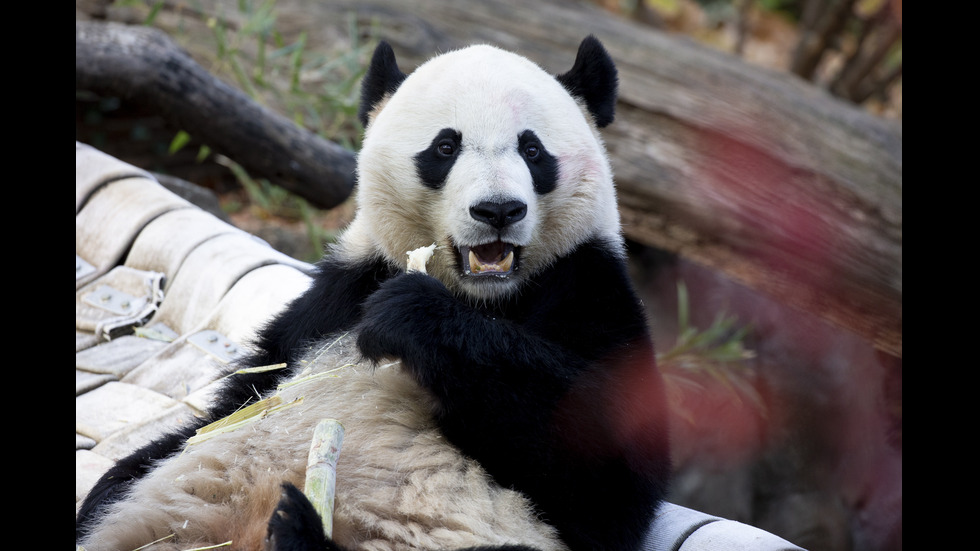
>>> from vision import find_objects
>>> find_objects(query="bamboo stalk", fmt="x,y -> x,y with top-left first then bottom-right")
304,419 -> 345,538
406,243 -> 437,274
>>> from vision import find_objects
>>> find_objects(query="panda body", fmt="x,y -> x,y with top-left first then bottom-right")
77,37 -> 670,551
78,336 -> 564,551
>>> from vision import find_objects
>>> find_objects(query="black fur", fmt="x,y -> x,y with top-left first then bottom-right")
361,36 -> 617,130
414,127 -> 463,189
517,129 -> 559,194
355,239 -> 670,551
357,40 -> 407,127
267,483 -> 333,551
555,35 -> 618,128
415,127 -> 559,195
244,254 -> 394,368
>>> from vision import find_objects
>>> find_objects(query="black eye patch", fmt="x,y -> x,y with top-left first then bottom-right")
415,128 -> 462,190
518,130 -> 558,194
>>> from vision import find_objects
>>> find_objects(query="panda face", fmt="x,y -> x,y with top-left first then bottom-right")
352,43 -> 621,301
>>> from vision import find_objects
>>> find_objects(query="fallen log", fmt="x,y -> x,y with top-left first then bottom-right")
292,0 -> 901,356
75,19 -> 356,209
77,0 -> 902,357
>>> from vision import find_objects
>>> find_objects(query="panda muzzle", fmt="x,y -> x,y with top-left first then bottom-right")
461,241 -> 517,276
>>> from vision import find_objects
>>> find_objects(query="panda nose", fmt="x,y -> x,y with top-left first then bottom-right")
470,200 -> 527,230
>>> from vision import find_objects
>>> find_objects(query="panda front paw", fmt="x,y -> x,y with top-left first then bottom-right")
266,483 -> 333,551
355,272 -> 454,371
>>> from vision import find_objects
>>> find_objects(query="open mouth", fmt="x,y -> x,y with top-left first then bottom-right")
459,241 -> 519,277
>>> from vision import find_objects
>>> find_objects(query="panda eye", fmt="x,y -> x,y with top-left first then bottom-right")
523,143 -> 540,160
518,130 -> 557,194
436,140 -> 457,157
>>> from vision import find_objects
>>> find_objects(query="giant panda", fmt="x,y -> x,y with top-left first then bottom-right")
76,35 -> 671,551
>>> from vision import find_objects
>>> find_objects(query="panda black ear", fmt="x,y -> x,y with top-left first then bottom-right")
555,35 -> 619,128
358,41 -> 408,127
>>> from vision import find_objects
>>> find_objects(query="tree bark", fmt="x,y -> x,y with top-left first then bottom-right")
75,20 -> 356,210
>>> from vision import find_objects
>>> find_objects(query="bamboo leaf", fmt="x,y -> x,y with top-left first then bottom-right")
187,395 -> 304,446
234,362 -> 288,375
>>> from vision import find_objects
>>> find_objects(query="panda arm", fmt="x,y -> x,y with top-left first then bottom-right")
356,241 -> 669,551
356,241 -> 652,403
247,254 -> 392,367
208,254 -> 393,417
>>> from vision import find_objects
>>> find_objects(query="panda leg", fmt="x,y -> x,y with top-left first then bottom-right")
267,483 -> 544,551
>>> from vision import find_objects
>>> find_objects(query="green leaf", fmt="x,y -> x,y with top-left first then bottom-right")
142,1 -> 164,26
196,144 -> 212,163
168,130 -> 192,155
677,281 -> 690,332
289,32 -> 308,92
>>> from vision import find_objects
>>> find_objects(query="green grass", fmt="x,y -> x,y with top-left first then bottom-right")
659,281 -> 764,416
135,0 -> 375,259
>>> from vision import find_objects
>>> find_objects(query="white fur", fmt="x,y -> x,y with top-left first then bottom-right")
79,336 -> 565,551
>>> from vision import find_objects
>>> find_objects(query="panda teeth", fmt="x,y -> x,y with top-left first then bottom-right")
468,249 -> 514,274
498,250 -> 515,272
463,243 -> 516,276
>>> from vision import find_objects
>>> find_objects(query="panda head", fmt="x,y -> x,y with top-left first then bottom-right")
342,36 -> 622,302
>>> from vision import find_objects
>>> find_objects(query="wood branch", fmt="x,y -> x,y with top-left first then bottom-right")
790,0 -> 857,80
829,2 -> 883,89
733,0 -> 753,56
831,16 -> 902,102
75,20 -> 356,209
853,62 -> 902,105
